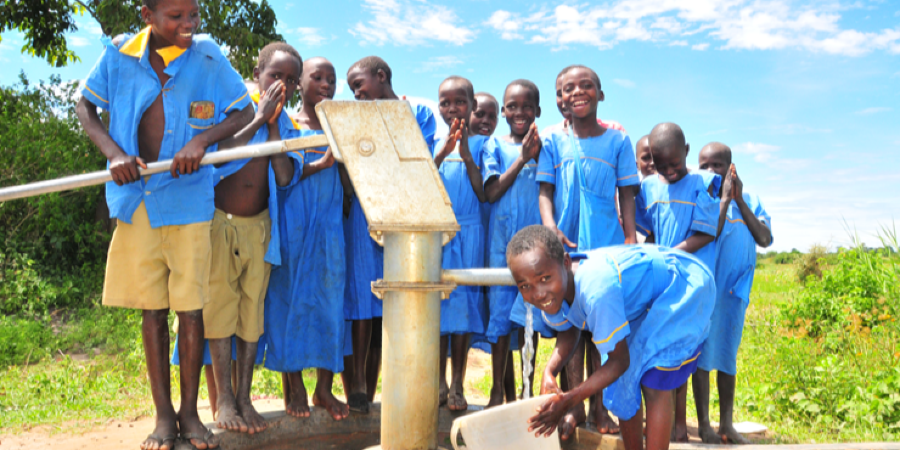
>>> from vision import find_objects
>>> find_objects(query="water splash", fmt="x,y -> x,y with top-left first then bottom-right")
522,303 -> 534,399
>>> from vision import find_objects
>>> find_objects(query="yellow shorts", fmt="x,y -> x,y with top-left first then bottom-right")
103,202 -> 211,311
203,209 -> 272,341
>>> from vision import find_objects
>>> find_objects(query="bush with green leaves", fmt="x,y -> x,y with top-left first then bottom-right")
0,73 -> 108,315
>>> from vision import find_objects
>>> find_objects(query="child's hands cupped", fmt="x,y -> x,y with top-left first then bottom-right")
521,123 -> 541,161
258,80 -> 286,125
720,164 -> 734,203
437,118 -> 461,158
527,392 -> 569,438
171,138 -> 207,178
457,119 -> 472,160
108,154 -> 147,186
731,164 -> 743,199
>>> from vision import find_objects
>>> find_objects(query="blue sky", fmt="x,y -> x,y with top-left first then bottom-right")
2,0 -> 898,251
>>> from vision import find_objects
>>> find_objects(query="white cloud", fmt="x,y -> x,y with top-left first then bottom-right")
612,78 -> 636,88
486,1 -> 900,56
692,42 -> 709,51
733,142 -> 781,163
285,2 -> 294,10
414,56 -> 464,74
854,106 -> 893,115
335,78 -> 345,97
350,0 -> 475,46
294,27 -> 328,47
69,36 -> 91,47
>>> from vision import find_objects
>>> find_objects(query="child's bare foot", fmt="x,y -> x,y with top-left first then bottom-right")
236,398 -> 268,434
215,397 -> 249,433
718,424 -> 750,445
558,406 -> 586,441
447,381 -> 468,411
671,421 -> 689,443
313,388 -> 350,421
140,417 -> 178,450
486,386 -> 505,408
698,422 -> 720,443
179,412 -> 220,449
286,374 -> 310,418
596,410 -> 619,434
439,380 -> 449,407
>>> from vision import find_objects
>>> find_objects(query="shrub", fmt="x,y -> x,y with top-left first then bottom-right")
796,244 -> 826,282
0,73 -> 108,314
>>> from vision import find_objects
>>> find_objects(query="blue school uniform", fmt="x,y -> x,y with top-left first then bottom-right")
172,336 -> 266,366
344,104 -> 436,321
81,28 -> 250,227
636,172 -> 721,270
540,245 -> 716,420
481,138 -> 542,342
697,194 -> 771,375
536,129 -> 639,250
434,134 -> 490,336
264,128 -> 345,374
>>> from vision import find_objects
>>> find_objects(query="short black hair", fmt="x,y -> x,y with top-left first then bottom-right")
349,56 -> 393,86
475,92 -> 498,109
505,79 -> 540,105
506,225 -> 566,266
701,142 -> 732,165
649,122 -> 686,152
440,76 -> 475,103
258,42 -> 302,72
556,65 -> 601,89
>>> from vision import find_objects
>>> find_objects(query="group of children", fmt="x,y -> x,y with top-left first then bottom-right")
75,1 -> 772,449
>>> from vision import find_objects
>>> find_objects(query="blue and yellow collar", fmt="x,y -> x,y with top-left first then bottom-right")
119,26 -> 187,67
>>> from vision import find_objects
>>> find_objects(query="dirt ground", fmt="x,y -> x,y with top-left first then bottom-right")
0,350 -> 738,449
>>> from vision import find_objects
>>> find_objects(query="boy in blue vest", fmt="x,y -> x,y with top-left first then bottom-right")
76,0 -> 253,448
694,143 -> 772,444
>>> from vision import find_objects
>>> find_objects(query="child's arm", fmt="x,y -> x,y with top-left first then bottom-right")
484,123 -> 541,203
219,81 -> 286,150
674,233 -> 715,254
170,103 -> 254,178
619,185 -> 638,244
539,183 -> 576,248
456,121 -> 487,203
300,148 -> 336,181
530,339 -> 630,438
731,165 -> 772,247
433,118 -> 461,169
76,97 -> 147,185
538,327 -> 580,395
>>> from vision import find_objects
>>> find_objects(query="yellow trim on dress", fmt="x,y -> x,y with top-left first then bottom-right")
726,217 -> 746,225
119,26 -> 186,66
636,223 -> 651,235
592,321 -> 629,344
617,174 -> 637,180
83,86 -> 108,104
554,156 -> 616,170
655,352 -> 701,371
541,311 -> 569,327
645,199 -> 696,210
224,92 -> 248,113
188,123 -> 213,130
692,220 -> 713,229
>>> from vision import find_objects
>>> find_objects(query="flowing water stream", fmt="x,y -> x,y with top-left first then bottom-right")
522,303 -> 535,399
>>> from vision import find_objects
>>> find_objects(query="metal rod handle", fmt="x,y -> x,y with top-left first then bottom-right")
0,134 -> 329,203
441,268 -> 515,286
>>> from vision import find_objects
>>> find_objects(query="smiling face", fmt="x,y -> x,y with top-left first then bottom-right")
300,58 -> 336,106
652,143 -> 689,184
143,0 -> 200,49
503,84 -> 540,138
698,144 -> 731,178
346,66 -> 386,100
470,94 -> 498,136
255,50 -> 302,100
636,136 -> 656,177
509,245 -> 571,315
560,68 -> 604,120
438,79 -> 474,125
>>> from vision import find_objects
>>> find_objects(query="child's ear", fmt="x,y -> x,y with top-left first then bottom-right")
563,252 -> 573,273
252,67 -> 260,83
500,105 -> 506,118
471,96 -> 478,112
685,143 -> 690,157
376,69 -> 387,84
140,5 -> 152,25
598,90 -> 605,102
536,106 -> 542,118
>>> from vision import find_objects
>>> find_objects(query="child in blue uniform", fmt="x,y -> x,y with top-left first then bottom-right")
433,76 -> 490,411
694,143 -> 772,445
506,225 -> 715,449
480,80 -> 543,408
635,122 -> 720,442
344,56 -> 437,413
76,1 -> 254,446
264,57 -> 352,422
